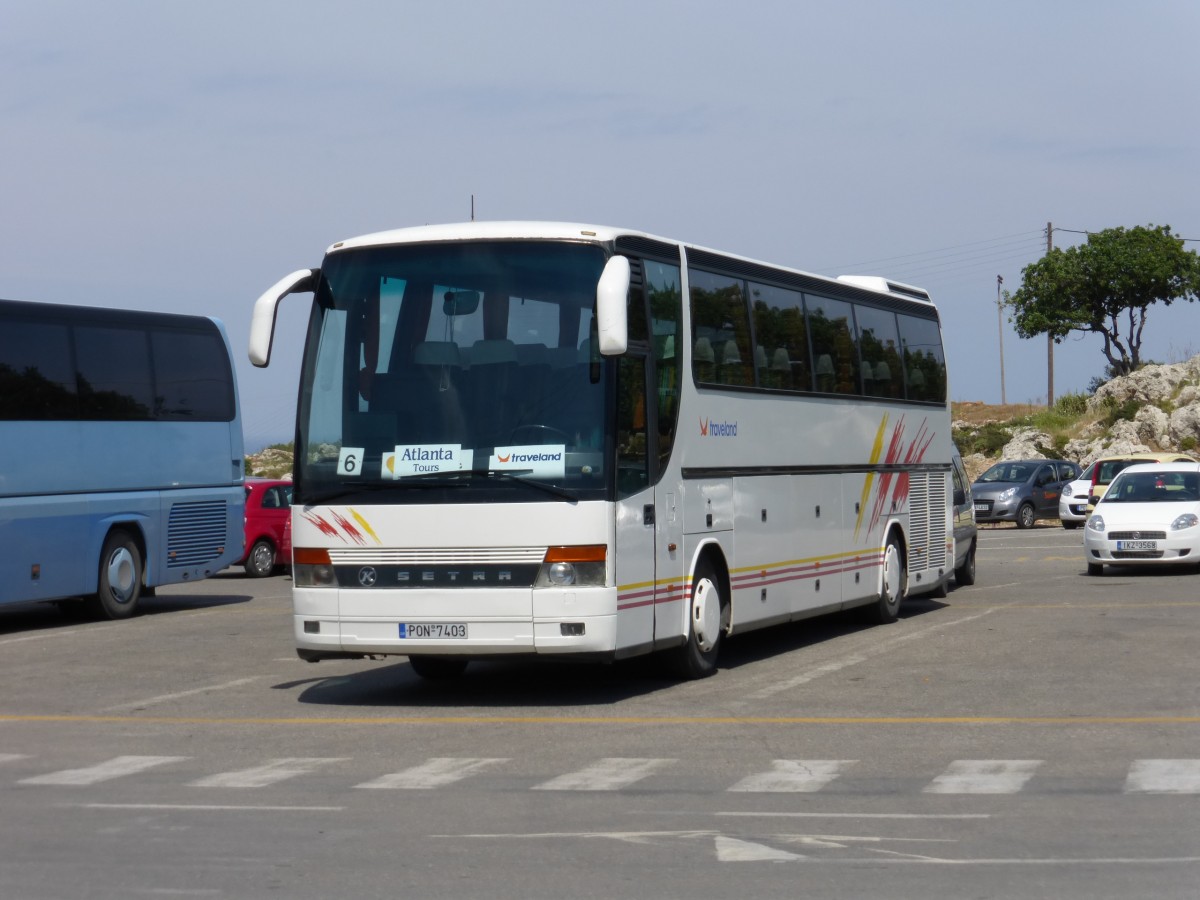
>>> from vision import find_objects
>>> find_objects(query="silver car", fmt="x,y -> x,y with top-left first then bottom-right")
972,459 -> 1081,529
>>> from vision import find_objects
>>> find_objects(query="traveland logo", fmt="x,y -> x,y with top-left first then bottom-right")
700,416 -> 738,437
490,444 -> 566,478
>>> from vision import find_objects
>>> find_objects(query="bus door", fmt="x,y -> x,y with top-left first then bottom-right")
614,352 -> 657,654
611,256 -> 684,656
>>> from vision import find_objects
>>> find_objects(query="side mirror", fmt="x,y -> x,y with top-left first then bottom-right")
595,255 -> 630,356
249,269 -> 318,367
953,488 -> 966,507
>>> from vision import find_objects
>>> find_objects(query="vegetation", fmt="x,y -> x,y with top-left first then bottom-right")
246,442 -> 294,479
1006,224 -> 1200,376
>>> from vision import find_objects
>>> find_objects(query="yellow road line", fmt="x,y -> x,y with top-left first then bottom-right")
1,714 -> 1199,726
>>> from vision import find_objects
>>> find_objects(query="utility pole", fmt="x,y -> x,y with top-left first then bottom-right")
1046,221 -> 1055,407
997,274 -> 1007,405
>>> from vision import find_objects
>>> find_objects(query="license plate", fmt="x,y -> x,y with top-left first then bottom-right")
1116,540 -> 1157,551
399,623 -> 468,639
974,503 -> 988,512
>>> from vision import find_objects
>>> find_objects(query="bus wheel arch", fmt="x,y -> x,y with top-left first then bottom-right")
669,545 -> 731,679
88,527 -> 144,620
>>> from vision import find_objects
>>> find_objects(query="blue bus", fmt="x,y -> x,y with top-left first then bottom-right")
0,298 -> 245,618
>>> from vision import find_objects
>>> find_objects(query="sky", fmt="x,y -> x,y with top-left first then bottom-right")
2,1 -> 1198,450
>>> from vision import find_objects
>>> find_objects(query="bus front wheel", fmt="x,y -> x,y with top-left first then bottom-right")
869,533 -> 906,624
669,558 -> 728,679
89,530 -> 143,620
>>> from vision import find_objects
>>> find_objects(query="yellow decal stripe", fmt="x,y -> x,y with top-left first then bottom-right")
347,508 -> 382,545
856,414 -> 889,536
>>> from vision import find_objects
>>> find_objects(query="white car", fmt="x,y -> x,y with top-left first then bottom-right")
1059,461 -> 1097,529
1084,462 -> 1200,576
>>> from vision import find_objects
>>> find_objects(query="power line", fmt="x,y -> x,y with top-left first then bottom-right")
824,230 -> 1042,272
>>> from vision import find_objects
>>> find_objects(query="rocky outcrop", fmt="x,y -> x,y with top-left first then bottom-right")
959,355 -> 1200,469
246,447 -> 294,479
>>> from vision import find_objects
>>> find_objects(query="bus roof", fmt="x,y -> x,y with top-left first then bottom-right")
325,221 -> 933,305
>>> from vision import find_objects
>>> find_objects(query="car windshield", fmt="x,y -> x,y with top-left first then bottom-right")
977,462 -> 1035,484
1102,471 -> 1200,503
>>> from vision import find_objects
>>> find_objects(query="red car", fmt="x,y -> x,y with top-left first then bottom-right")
239,478 -> 293,577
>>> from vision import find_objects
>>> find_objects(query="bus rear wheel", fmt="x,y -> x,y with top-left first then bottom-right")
88,530 -> 143,620
669,558 -> 728,679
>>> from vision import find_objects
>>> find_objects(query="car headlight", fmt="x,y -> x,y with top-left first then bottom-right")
1087,515 -> 1105,532
1171,513 -> 1199,531
997,487 -> 1017,501
1062,484 -> 1074,497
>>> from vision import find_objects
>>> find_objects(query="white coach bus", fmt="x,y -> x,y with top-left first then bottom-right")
249,222 -> 955,679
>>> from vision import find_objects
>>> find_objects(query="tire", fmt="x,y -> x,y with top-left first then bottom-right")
954,540 -> 977,586
1087,562 -> 1104,577
408,656 -> 469,680
669,558 -> 728,679
88,530 -> 143,620
244,539 -> 276,578
1016,503 -> 1036,529
869,532 -> 907,624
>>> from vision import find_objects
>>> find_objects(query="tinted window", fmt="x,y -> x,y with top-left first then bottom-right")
689,269 -> 752,387
646,260 -> 683,470
750,282 -> 811,391
151,328 -> 236,421
897,313 -> 946,402
855,305 -> 903,398
0,319 -> 77,419
807,295 -> 858,394
75,325 -> 155,419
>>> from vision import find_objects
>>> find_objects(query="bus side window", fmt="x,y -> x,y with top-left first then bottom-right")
616,356 -> 649,498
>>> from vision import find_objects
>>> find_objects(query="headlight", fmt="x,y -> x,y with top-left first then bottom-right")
997,487 -> 1017,501
1062,484 -> 1074,497
535,545 -> 606,588
293,548 -> 336,587
1171,513 -> 1199,531
1087,515 -> 1105,532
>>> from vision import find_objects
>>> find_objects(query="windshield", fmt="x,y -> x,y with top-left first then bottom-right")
1101,471 -> 1200,503
977,462 -> 1035,484
296,240 -> 612,504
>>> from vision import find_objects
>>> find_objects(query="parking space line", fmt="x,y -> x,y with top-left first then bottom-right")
101,677 -> 259,712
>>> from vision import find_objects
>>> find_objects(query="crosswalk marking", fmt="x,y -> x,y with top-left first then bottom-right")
191,757 -> 347,788
1125,759 -> 1200,794
10,755 -> 1200,795
532,757 -> 676,791
728,759 -> 856,792
19,755 -> 188,786
355,757 -> 510,790
923,759 -> 1042,794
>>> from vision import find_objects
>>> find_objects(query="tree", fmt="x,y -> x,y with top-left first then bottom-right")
1005,224 -> 1200,377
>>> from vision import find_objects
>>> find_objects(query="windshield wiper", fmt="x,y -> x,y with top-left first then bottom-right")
302,480 -> 466,505
402,468 -> 579,503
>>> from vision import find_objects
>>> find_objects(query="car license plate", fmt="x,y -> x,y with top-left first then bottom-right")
1116,540 -> 1157,551
399,623 -> 468,639
974,503 -> 988,512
